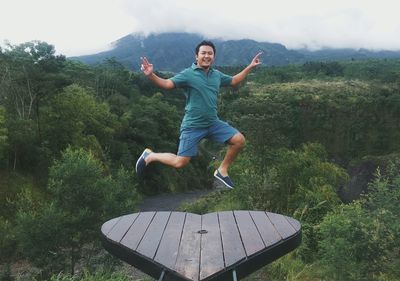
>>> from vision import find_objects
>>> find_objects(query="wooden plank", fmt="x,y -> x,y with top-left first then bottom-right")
106,213 -> 139,242
199,212 -> 225,280
154,212 -> 186,269
120,212 -> 156,250
285,216 -> 301,232
266,212 -> 296,239
234,211 -> 265,257
249,211 -> 282,247
174,213 -> 202,281
137,212 -> 171,259
101,217 -> 121,236
218,211 -> 246,267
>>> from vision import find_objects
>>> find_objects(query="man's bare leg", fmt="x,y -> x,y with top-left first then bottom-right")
146,152 -> 191,169
218,133 -> 245,176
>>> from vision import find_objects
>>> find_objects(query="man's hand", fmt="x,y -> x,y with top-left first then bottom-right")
140,57 -> 153,76
250,52 -> 263,68
231,52 -> 263,86
140,56 -> 175,89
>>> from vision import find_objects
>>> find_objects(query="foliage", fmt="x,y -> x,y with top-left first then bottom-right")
225,79 -> 400,165
278,143 -> 347,222
92,58 -> 138,101
179,190 -> 243,214
0,41 -> 67,172
0,218 -> 16,263
40,84 -> 116,157
318,163 -> 400,281
102,166 -> 140,217
183,154 -> 400,281
302,61 -> 344,77
0,264 -> 14,281
0,171 -> 42,219
5,117 -> 39,171
228,143 -> 346,221
251,58 -> 400,84
263,254 -> 322,281
15,201 -> 69,276
49,270 -> 132,281
0,107 -> 7,164
15,147 -> 139,277
4,41 -> 400,280
117,93 -> 212,194
0,41 -> 67,120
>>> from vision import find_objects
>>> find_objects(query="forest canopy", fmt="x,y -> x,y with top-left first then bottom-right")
1,41 -> 399,281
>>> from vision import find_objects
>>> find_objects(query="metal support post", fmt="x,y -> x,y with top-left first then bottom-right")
158,270 -> 166,281
232,269 -> 238,281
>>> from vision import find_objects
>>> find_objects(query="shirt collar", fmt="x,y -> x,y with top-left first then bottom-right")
191,62 -> 214,72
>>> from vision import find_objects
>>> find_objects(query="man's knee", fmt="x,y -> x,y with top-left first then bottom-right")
174,156 -> 191,169
230,133 -> 246,148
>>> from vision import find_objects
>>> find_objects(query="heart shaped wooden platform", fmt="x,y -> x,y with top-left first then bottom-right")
101,211 -> 301,281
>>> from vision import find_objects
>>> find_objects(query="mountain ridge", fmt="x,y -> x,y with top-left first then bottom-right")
71,32 -> 400,72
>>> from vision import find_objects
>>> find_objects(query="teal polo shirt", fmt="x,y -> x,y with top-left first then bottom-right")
170,63 -> 233,129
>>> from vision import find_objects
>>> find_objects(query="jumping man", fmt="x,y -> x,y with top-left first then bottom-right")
136,40 -> 262,188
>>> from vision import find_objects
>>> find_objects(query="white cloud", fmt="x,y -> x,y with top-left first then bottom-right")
1,0 -> 400,56
0,0 -> 134,56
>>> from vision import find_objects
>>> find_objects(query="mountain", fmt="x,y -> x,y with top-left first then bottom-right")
71,32 -> 400,72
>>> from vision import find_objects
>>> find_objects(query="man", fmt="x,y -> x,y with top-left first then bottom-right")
136,40 -> 262,188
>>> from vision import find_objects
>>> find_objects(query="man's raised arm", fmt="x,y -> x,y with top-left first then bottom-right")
231,52 -> 263,87
141,57 -> 175,90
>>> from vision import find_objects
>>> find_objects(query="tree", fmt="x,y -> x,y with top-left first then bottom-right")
0,41 -> 67,121
16,201 -> 69,277
0,106 -> 7,164
5,117 -> 38,171
93,58 -> 137,101
40,84 -> 116,158
0,41 -> 68,170
16,147 -> 139,276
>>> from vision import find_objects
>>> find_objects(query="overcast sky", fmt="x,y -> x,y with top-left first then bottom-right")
1,0 -> 400,56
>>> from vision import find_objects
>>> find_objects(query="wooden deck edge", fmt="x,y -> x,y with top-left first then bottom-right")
202,229 -> 302,281
238,229 -> 301,280
101,234 -> 190,281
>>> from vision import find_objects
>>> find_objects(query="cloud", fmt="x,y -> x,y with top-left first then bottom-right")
124,0 -> 400,51
1,0 -> 134,56
1,0 -> 400,56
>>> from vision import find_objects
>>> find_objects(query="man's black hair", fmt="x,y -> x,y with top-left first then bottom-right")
195,40 -> 216,55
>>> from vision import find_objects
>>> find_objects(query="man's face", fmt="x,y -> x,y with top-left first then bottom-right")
196,45 -> 215,70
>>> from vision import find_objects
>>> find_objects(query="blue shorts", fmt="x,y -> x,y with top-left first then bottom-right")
177,120 -> 239,157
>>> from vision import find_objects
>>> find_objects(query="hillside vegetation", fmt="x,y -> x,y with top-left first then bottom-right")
1,41 -> 400,280
73,32 -> 400,72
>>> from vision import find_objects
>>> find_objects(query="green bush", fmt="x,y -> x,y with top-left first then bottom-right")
14,147 -> 139,277
0,264 -> 14,281
318,164 -> 400,281
231,143 -> 346,220
0,218 -> 16,262
15,202 -> 68,276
